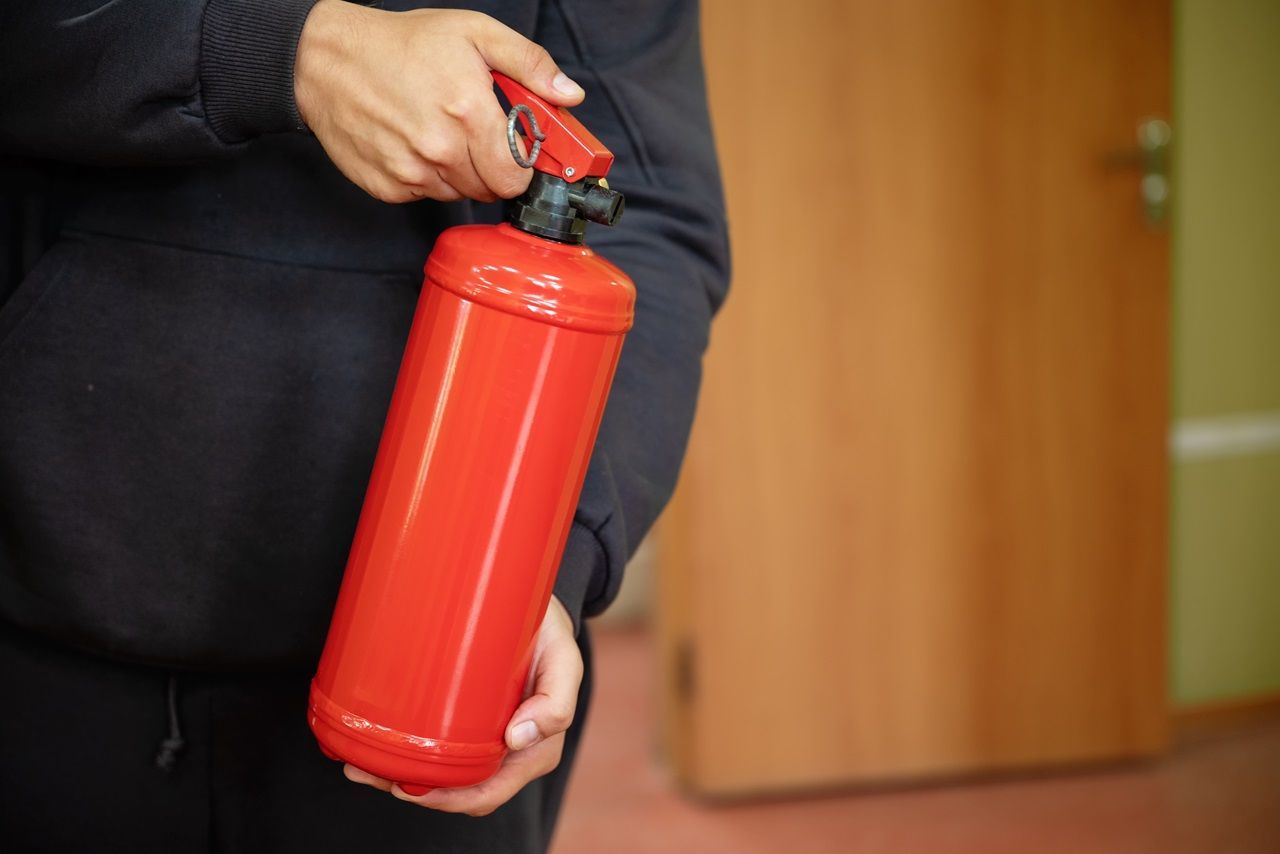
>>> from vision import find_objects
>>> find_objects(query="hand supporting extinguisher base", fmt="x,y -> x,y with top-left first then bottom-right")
309,683 -> 507,791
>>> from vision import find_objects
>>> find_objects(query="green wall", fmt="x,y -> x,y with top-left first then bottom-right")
1172,0 -> 1280,705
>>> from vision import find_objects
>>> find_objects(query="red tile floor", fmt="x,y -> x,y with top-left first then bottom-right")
553,626 -> 1280,854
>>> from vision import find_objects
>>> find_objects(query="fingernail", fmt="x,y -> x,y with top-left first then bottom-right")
553,72 -> 583,97
392,783 -> 436,802
344,765 -> 374,784
510,720 -> 540,750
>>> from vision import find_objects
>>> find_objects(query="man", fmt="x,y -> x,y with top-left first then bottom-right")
0,1 -> 728,851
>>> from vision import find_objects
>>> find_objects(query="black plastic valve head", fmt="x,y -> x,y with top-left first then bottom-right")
507,174 -> 625,244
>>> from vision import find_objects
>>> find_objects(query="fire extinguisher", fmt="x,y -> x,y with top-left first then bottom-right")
308,72 -> 633,794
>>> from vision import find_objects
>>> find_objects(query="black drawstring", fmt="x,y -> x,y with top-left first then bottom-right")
154,674 -> 187,772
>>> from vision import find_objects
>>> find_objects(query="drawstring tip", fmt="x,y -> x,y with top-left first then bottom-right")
155,673 -> 187,772
154,736 -> 187,772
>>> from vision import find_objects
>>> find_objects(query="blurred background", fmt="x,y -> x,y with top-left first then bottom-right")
553,0 -> 1279,851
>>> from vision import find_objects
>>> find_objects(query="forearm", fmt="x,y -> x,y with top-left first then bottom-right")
0,0 -> 319,164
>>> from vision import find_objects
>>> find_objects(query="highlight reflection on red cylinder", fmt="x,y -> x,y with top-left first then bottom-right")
309,223 -> 633,792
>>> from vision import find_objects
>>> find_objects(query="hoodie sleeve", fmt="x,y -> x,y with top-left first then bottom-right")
538,0 -> 731,631
0,0 -> 319,164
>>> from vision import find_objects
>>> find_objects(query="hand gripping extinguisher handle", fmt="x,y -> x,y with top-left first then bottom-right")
491,71 -> 615,182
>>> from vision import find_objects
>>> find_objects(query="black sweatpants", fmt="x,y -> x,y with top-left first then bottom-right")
0,621 -> 592,854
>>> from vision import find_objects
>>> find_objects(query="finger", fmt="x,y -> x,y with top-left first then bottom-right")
468,97 -> 533,199
505,631 -> 582,751
428,178 -> 465,202
438,158 -> 496,203
408,128 -> 480,202
408,167 -> 464,203
391,734 -> 564,816
359,174 -> 422,205
441,83 -> 525,199
472,18 -> 584,106
344,763 -> 394,792
361,173 -> 462,204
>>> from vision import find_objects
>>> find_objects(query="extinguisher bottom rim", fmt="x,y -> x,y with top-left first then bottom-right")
308,683 -> 507,760
307,683 -> 507,790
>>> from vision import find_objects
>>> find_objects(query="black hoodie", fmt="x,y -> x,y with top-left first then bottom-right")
0,0 -> 729,671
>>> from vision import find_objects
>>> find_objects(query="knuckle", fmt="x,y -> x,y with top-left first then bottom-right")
545,702 -> 575,732
473,12 -> 517,47
388,158 -> 430,187
464,10 -> 498,32
521,41 -> 554,76
443,95 -> 480,124
366,182 -> 403,204
426,9 -> 481,34
415,135 -> 456,166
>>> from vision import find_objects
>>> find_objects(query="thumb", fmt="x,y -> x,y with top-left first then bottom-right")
506,602 -> 583,751
472,19 -> 585,107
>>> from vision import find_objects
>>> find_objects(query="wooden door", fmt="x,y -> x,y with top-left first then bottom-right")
658,0 -> 1170,796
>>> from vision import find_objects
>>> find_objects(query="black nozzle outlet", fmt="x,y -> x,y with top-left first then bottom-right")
507,173 -> 624,244
569,182 -> 625,226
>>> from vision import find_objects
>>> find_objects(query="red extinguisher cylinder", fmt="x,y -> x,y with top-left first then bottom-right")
309,73 -> 634,794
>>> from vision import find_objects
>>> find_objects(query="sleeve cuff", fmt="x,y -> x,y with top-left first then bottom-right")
200,0 -> 321,142
553,521 -> 609,635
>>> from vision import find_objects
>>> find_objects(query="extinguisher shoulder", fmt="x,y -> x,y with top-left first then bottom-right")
425,223 -> 634,335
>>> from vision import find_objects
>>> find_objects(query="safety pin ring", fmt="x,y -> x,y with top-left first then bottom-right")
506,104 -> 545,169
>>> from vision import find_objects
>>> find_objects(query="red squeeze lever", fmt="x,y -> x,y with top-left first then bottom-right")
491,71 -> 613,181
308,71 -> 633,795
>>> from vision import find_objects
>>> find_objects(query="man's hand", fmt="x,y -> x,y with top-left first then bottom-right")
342,596 -> 583,816
294,1 -> 585,204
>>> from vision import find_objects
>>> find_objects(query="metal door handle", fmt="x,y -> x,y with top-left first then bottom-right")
1137,119 -> 1172,227
1107,119 -> 1172,228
